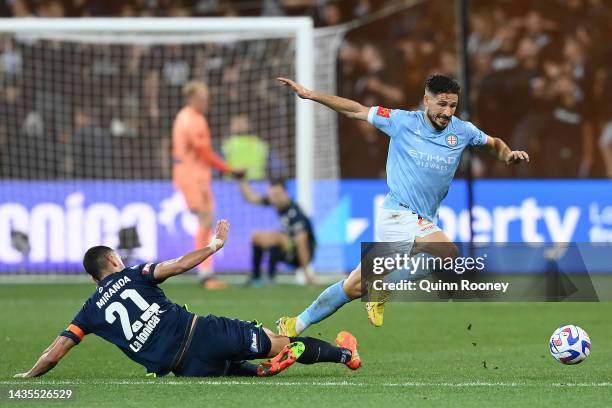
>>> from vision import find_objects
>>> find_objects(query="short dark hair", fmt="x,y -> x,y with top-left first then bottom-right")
269,178 -> 286,190
83,246 -> 113,280
425,74 -> 461,96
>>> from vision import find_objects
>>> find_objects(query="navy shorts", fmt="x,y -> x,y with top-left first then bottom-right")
173,314 -> 272,377
281,240 -> 316,267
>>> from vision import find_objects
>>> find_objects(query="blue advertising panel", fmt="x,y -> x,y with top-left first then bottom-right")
0,181 -> 280,272
315,180 -> 612,270
1,179 -> 611,273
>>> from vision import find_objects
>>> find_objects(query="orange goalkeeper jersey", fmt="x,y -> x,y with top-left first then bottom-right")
172,106 -> 230,183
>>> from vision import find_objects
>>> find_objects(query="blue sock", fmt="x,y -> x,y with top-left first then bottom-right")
296,280 -> 351,333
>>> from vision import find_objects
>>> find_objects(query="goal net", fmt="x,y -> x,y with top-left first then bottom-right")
0,18 -> 344,275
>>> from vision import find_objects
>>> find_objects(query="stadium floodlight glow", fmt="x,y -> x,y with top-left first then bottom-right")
0,17 -> 315,215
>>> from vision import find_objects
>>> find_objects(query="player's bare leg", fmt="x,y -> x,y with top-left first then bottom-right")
278,232 -> 459,333
336,261 -> 387,328
252,231 -> 290,248
251,232 -> 316,286
262,327 -> 289,355
363,231 -> 458,328
342,263 -> 363,299
413,231 -> 459,260
364,231 -> 459,327
277,264 -> 360,336
250,231 -> 293,286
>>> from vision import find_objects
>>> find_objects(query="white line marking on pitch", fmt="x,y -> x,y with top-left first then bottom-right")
2,380 -> 612,387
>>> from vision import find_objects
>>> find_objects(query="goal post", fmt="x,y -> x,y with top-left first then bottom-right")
0,17 -> 315,214
0,16 -> 348,275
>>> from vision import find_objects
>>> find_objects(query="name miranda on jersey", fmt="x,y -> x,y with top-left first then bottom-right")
96,276 -> 132,309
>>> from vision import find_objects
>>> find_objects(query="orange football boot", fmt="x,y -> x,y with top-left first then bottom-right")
335,331 -> 362,370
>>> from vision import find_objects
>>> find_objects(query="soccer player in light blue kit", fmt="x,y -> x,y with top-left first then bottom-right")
276,74 -> 529,336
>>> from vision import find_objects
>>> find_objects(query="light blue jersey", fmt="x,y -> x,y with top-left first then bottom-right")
367,106 -> 488,223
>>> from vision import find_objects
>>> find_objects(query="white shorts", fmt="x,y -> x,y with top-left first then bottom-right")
375,207 -> 441,242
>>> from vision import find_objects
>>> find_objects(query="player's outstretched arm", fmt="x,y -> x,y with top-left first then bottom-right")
14,336 -> 76,378
238,178 -> 264,204
277,77 -> 370,121
154,220 -> 230,281
481,135 -> 530,165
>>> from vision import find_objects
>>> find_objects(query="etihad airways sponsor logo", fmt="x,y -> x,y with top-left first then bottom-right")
407,149 -> 457,165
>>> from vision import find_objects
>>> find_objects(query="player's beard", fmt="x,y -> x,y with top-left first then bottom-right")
426,110 -> 449,131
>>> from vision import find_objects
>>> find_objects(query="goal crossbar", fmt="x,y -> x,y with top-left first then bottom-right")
0,17 -> 315,214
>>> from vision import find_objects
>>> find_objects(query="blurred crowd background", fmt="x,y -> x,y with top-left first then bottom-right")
0,0 -> 611,179
337,0 -> 612,179
0,36 -> 296,180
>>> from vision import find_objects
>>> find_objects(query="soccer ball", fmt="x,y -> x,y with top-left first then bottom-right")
549,325 -> 591,365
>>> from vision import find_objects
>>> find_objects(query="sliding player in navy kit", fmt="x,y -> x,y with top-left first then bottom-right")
14,220 -> 360,378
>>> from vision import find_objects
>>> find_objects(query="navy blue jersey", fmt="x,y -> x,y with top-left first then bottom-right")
60,264 -> 193,375
262,199 -> 316,249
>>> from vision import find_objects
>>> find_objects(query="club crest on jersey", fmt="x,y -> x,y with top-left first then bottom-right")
142,263 -> 152,275
376,107 -> 391,118
446,134 -> 458,147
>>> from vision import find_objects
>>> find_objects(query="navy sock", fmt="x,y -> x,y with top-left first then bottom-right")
268,245 -> 283,279
252,244 -> 263,279
289,337 -> 352,365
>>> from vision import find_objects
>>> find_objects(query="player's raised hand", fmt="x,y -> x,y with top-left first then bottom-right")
209,219 -> 230,252
277,77 -> 313,99
505,150 -> 530,165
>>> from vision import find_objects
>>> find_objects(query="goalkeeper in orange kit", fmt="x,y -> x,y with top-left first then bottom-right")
172,80 -> 243,289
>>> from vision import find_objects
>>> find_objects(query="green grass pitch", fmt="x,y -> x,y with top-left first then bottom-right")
1,282 -> 611,407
